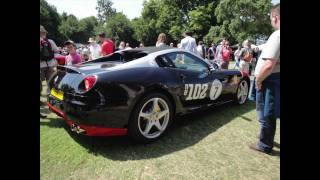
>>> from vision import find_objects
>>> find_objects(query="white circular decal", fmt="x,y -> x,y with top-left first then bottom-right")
209,79 -> 223,100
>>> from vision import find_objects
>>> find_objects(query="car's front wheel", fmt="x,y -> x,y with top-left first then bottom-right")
128,93 -> 173,143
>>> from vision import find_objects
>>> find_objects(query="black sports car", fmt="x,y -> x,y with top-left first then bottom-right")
47,47 -> 250,143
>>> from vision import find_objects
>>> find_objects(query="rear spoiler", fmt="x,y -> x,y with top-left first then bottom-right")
57,65 -> 82,74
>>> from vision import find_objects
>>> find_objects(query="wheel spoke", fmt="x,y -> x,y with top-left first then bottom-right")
143,121 -> 153,135
152,98 -> 160,112
140,112 -> 151,120
154,120 -> 162,131
157,110 -> 169,120
238,90 -> 242,99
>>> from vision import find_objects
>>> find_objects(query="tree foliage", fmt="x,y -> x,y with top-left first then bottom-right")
214,0 -> 273,44
40,0 -> 274,47
96,0 -> 116,24
40,0 -> 63,45
105,12 -> 138,47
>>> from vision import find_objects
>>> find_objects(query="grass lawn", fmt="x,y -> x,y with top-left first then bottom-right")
40,76 -> 280,180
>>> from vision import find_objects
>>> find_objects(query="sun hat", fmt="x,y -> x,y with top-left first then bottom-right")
40,25 -> 47,33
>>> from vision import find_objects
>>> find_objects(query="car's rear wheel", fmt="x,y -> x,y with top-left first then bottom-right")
128,93 -> 173,143
235,78 -> 249,104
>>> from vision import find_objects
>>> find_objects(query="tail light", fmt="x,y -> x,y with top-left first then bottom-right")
83,75 -> 97,92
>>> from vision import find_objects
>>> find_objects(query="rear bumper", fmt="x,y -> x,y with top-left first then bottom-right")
47,102 -> 127,136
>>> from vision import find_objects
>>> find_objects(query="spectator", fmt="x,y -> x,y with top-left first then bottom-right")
125,43 -> 132,50
233,45 -> 241,69
156,33 -> 167,47
221,40 -> 232,69
249,3 -> 280,155
139,43 -> 144,48
180,30 -> 197,54
214,39 -> 226,66
207,42 -> 216,63
239,40 -> 253,76
40,75 -> 46,118
119,41 -> 126,50
170,42 -> 174,47
81,47 -> 90,62
40,25 -> 59,97
88,37 -> 101,60
98,32 -> 114,56
64,40 -> 83,65
250,45 -> 260,75
196,41 -> 206,59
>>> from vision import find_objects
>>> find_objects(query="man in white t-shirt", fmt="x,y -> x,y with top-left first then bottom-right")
88,38 -> 101,60
249,3 -> 280,155
180,31 -> 197,55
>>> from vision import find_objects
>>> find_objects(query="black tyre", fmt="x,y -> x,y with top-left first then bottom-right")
234,78 -> 250,105
128,93 -> 173,143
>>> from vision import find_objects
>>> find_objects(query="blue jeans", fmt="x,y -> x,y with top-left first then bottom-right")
249,77 -> 256,101
256,72 -> 280,152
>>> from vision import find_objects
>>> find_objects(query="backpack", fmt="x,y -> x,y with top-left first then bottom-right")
40,39 -> 54,61
243,49 -> 253,62
222,47 -> 231,61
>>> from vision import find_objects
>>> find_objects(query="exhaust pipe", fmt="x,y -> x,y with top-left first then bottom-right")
71,124 -> 86,134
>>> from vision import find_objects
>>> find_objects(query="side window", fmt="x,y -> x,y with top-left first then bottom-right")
155,55 -> 174,68
166,52 -> 209,73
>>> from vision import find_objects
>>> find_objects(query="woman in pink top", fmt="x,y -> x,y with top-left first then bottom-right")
64,40 -> 83,65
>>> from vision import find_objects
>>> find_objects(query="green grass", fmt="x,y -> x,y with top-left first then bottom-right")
41,82 -> 279,180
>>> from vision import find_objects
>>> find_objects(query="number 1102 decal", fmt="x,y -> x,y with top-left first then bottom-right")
184,79 -> 222,101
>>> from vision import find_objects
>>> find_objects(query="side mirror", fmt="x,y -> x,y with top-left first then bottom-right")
212,62 -> 220,70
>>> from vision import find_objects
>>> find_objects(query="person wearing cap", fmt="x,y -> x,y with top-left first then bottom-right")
88,37 -> 101,60
64,40 -> 83,65
180,30 -> 197,54
40,25 -> 59,106
169,42 -> 174,47
98,32 -> 115,56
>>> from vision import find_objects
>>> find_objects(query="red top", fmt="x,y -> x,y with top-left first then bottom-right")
101,39 -> 114,56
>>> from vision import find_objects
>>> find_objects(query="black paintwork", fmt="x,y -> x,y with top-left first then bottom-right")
48,47 -> 248,129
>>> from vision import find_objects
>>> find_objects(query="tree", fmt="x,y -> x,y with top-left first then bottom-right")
105,12 -> 139,47
96,0 -> 116,24
213,0 -> 273,44
133,0 -> 221,45
58,15 -> 81,42
188,5 -> 212,40
79,16 -> 99,42
40,0 -> 63,45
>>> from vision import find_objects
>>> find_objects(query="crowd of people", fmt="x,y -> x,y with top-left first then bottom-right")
40,3 -> 280,156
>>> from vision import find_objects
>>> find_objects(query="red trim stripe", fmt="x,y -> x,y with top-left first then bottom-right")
47,103 -> 128,136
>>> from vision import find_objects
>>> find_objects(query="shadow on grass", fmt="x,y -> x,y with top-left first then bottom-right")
40,117 -> 66,128
239,115 -> 253,121
48,101 -> 257,160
